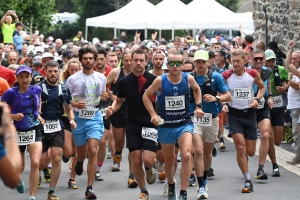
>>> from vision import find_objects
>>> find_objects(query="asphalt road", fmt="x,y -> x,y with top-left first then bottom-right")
1,138 -> 300,200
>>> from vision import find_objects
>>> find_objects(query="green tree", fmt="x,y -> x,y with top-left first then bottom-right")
216,0 -> 240,12
0,0 -> 57,34
55,0 -> 76,13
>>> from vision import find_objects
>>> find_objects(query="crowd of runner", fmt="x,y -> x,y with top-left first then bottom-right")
1,10 -> 300,200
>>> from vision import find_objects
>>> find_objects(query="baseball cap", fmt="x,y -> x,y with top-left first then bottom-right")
267,41 -> 279,51
48,36 -> 54,41
16,66 -> 32,75
42,52 -> 54,59
210,38 -> 218,44
189,46 -> 198,52
27,50 -> 36,56
264,50 -> 276,60
35,46 -> 44,54
194,50 -> 209,61
33,55 -> 42,65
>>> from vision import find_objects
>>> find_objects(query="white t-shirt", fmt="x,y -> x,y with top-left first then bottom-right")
65,70 -> 107,112
287,68 -> 300,109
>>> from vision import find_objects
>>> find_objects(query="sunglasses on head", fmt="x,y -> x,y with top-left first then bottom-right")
253,57 -> 264,62
168,61 -> 182,67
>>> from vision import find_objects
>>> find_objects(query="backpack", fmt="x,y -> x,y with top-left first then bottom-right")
41,82 -> 65,116
190,71 -> 217,103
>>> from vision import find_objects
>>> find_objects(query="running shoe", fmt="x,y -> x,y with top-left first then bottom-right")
155,162 -> 164,172
163,180 -> 168,197
47,191 -> 59,200
177,157 -> 181,162
127,178 -> 138,188
85,189 -> 97,199
69,157 -> 74,170
241,180 -> 253,193
106,150 -> 112,159
68,180 -> 78,189
208,166 -> 214,177
62,154 -> 70,163
113,153 -> 122,164
189,175 -> 196,186
138,192 -> 149,200
29,196 -> 35,200
255,168 -> 268,180
95,171 -> 104,181
111,162 -> 121,172
75,162 -> 84,176
203,179 -> 208,191
212,146 -> 217,157
44,168 -> 51,183
16,180 -> 25,193
272,167 -> 280,177
37,176 -> 42,188
168,186 -> 176,200
286,157 -> 300,165
146,167 -> 156,184
197,186 -> 208,199
158,172 -> 167,181
219,137 -> 226,150
178,193 -> 187,200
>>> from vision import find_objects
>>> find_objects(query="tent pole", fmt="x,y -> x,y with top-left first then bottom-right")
114,27 -> 117,38
159,29 -> 161,40
172,29 -> 174,39
145,29 -> 147,40
85,25 -> 88,40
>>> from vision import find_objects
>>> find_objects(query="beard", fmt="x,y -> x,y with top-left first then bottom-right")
47,75 -> 58,84
96,63 -> 105,70
82,62 -> 94,70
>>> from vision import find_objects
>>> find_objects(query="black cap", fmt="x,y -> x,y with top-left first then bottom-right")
208,51 -> 215,58
267,41 -> 279,51
62,50 -> 73,58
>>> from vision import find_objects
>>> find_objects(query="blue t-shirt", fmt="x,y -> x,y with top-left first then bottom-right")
2,86 -> 41,131
37,82 -> 72,127
190,72 -> 229,116
0,141 -> 6,160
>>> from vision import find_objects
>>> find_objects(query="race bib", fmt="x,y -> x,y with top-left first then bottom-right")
79,108 -> 97,119
257,97 -> 265,109
17,130 -> 36,145
272,95 -> 283,108
43,120 -> 62,133
234,88 -> 251,100
141,127 -> 158,143
100,107 -> 108,117
194,113 -> 212,126
165,96 -> 185,110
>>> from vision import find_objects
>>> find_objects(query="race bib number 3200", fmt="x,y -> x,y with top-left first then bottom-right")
79,108 -> 97,119
234,88 -> 251,100
165,96 -> 185,110
141,127 -> 158,143
17,130 -> 36,145
43,120 -> 61,133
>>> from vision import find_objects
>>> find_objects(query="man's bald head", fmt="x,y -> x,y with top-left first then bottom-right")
256,41 -> 265,51
55,39 -> 63,49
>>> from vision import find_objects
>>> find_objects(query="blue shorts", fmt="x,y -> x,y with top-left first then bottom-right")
72,110 -> 104,146
158,121 -> 194,144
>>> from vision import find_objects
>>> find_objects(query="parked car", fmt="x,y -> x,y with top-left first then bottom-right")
194,29 -> 253,41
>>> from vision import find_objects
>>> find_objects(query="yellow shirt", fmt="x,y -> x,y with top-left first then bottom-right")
1,23 -> 16,43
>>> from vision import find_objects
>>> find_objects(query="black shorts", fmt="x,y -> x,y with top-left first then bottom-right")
228,107 -> 257,140
111,108 -> 127,128
61,116 -> 72,132
270,107 -> 285,126
41,129 -> 64,153
157,142 -> 179,150
103,117 -> 110,130
256,105 -> 270,124
18,126 -> 42,153
126,120 -> 157,153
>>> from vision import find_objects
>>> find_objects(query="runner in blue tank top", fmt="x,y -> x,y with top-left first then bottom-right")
143,52 -> 204,200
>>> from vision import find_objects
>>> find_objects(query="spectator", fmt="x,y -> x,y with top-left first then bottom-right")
55,39 -> 63,55
47,36 -> 55,46
119,31 -> 129,43
13,22 -> 24,55
8,43 -> 16,51
0,102 -> 22,189
7,50 -> 19,65
0,44 -> 9,67
112,38 -> 120,46
73,31 -> 84,42
0,10 -> 19,44
19,44 -> 28,63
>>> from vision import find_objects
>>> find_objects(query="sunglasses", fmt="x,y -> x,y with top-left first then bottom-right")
45,40 -> 49,42
253,57 -> 264,62
168,61 -> 182,67
182,70 -> 193,72
113,42 -> 119,45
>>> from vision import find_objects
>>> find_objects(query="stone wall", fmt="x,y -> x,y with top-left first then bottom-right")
253,0 -> 300,52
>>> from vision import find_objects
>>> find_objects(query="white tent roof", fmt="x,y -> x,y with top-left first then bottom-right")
86,0 -> 154,29
146,0 -> 187,29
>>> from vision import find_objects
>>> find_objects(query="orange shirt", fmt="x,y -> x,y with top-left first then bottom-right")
0,77 -> 10,96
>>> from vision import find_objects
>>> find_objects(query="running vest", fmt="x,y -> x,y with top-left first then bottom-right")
41,82 -> 65,115
157,72 -> 190,127
223,68 -> 256,110
190,70 -> 217,103
271,65 -> 288,108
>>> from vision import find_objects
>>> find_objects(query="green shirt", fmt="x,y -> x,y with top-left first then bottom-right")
270,65 -> 289,96
1,23 -> 16,43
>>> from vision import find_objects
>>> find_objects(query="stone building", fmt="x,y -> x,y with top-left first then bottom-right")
253,0 -> 300,52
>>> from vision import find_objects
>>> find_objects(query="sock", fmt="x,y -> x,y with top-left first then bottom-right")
203,170 -> 208,180
180,190 -> 187,195
243,172 -> 251,180
258,164 -> 264,169
140,187 -> 148,194
145,166 -> 150,171
49,188 -> 55,193
129,172 -> 134,179
48,163 -> 52,168
69,178 -> 74,181
77,161 -> 84,165
87,185 -> 92,190
273,163 -> 278,169
169,182 -> 175,189
115,150 -> 122,155
220,137 -> 224,143
197,177 -> 204,187
97,162 -> 103,171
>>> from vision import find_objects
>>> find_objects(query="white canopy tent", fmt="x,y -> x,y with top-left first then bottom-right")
85,0 -> 155,39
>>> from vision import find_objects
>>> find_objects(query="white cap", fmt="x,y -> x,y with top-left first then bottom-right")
48,36 -> 54,41
210,38 -> 218,44
42,52 -> 54,59
92,37 -> 100,44
35,46 -> 44,53
119,43 -> 126,48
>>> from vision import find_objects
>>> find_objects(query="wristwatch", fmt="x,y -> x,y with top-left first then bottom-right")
215,96 -> 220,102
196,103 -> 202,109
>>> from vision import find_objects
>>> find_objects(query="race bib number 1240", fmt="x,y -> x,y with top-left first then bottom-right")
165,96 -> 185,110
